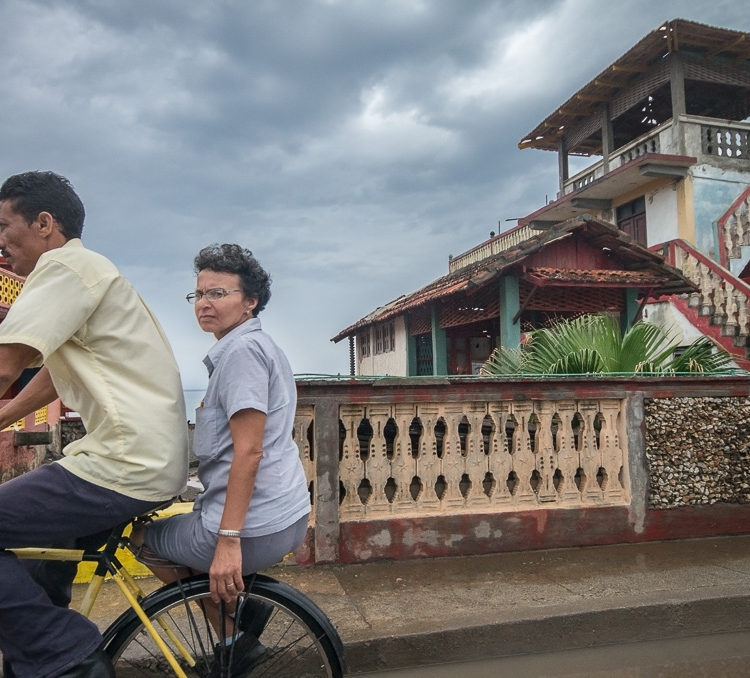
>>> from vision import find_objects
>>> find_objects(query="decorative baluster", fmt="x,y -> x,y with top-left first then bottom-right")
724,282 -> 739,337
463,404 -> 490,508
292,405 -> 315,482
415,404 -> 441,512
699,262 -> 717,317
598,400 -> 628,503
533,401 -> 558,503
712,278 -> 728,326
741,196 -> 750,246
440,405 -> 466,509
724,212 -> 739,262
554,401 -> 582,505
363,405 -> 393,516
509,401 -> 536,505
738,294 -> 750,338
680,250 -> 702,308
338,405 -> 368,520
487,402 -> 513,505
579,401 -> 604,503
391,404 -> 419,513
292,405 -> 315,521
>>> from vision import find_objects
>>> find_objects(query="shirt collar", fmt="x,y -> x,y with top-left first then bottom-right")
34,238 -> 83,269
203,317 -> 262,376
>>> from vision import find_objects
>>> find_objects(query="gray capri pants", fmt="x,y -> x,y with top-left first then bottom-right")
144,510 -> 309,573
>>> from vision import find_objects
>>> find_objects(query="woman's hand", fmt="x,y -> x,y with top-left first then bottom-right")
211,408 -> 266,603
209,536 -> 245,603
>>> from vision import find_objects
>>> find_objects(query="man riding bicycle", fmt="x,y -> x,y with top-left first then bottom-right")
0,171 -> 188,678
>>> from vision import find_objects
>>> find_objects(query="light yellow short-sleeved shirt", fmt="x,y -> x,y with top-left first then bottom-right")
0,239 -> 188,501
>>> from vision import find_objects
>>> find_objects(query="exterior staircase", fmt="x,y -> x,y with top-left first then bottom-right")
653,187 -> 750,370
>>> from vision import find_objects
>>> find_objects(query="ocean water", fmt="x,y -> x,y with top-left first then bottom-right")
183,389 -> 205,423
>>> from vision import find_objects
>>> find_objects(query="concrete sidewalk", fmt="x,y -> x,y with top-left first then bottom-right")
77,534 -> 750,674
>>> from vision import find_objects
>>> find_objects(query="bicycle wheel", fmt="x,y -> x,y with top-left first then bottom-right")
103,573 -> 346,677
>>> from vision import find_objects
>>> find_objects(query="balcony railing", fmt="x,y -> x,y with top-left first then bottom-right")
562,115 -> 750,197
448,224 -> 534,273
702,120 -> 750,159
659,238 -> 750,345
717,186 -> 750,269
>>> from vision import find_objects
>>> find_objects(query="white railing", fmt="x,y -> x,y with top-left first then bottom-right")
702,121 -> 750,159
448,224 -> 534,273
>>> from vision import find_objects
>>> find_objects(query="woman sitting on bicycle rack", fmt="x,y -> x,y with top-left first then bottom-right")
132,244 -> 311,675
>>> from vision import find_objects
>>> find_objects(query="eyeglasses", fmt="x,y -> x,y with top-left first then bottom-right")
185,288 -> 241,304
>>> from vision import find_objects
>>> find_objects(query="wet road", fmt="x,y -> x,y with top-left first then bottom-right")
356,630 -> 750,677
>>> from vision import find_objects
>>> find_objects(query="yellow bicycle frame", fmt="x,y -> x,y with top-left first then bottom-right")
10,546 -> 191,678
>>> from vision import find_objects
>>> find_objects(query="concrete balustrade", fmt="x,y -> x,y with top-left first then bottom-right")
294,376 -> 750,564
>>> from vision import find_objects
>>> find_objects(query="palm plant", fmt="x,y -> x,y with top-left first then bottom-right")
480,314 -> 734,376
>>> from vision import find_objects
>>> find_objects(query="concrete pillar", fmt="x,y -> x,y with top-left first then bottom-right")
499,276 -> 521,349
600,103 -> 614,173
313,399 -> 340,563
558,136 -> 569,194
669,54 -> 686,155
621,288 -> 639,332
406,316 -> 417,376
431,305 -> 447,375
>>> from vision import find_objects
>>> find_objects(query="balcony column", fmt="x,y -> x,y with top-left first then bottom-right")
431,305 -> 448,375
558,135 -> 569,195
669,53 -> 686,155
499,275 -> 521,350
621,288 -> 639,333
600,103 -> 614,173
406,315 -> 418,376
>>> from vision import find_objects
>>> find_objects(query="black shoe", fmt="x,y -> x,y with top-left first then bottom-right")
237,598 -> 273,636
57,649 -> 115,678
209,634 -> 266,677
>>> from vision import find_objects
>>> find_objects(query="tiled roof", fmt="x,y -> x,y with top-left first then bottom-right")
523,267 -> 675,286
331,215 -> 696,342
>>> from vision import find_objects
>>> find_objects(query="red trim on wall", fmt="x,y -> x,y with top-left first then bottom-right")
335,504 -> 750,563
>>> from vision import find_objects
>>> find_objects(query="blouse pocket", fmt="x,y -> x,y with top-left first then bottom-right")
193,405 -> 222,462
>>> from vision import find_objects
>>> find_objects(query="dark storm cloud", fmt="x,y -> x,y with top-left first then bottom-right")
2,0 -> 749,386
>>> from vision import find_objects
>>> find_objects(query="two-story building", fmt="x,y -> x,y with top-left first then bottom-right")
334,18 -> 750,376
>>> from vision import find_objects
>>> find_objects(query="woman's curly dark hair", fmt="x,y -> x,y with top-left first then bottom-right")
194,244 -> 271,315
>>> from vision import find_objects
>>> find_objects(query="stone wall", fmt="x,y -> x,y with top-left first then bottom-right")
645,396 -> 750,508
0,431 -> 45,482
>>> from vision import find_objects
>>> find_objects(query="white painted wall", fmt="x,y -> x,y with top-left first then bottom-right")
644,184 -> 679,246
643,300 -> 740,369
357,315 -> 408,376
642,300 -> 703,345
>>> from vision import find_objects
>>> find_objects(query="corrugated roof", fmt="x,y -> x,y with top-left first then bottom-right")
331,215 -> 696,342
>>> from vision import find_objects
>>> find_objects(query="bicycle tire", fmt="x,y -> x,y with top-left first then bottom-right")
102,573 -> 346,677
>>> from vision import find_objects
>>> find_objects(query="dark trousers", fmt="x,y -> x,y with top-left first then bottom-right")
0,463 -> 162,678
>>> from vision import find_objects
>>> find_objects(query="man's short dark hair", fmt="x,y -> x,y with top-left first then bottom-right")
0,171 -> 85,239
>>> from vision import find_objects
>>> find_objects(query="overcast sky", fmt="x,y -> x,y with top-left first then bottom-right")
2,0 -> 749,392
